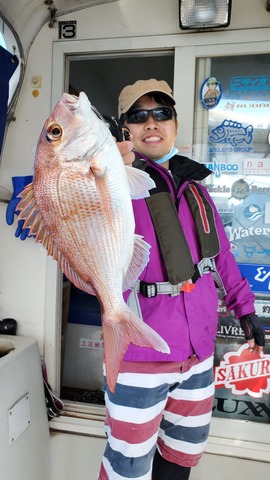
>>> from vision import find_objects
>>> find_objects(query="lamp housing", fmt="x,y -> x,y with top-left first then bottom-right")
179,0 -> 232,30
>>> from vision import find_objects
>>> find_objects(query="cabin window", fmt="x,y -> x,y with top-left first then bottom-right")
194,53 -> 270,425
59,50 -> 174,406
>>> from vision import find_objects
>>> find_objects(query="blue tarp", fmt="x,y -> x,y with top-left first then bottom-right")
0,45 -> 19,155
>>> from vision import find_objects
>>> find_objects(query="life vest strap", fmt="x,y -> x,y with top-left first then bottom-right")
134,258 -> 226,298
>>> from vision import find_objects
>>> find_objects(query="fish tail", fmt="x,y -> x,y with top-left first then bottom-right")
102,306 -> 170,393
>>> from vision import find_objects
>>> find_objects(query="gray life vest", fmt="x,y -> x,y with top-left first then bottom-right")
136,180 -> 226,298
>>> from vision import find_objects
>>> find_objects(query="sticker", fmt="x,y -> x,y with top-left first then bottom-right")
206,185 -> 230,194
224,101 -> 236,111
214,295 -> 270,421
244,246 -> 258,259
215,344 -> 270,398
230,179 -> 250,200
226,226 -> 270,243
230,243 -> 239,257
79,337 -> 104,350
216,204 -> 235,227
238,263 -> 270,293
243,158 -> 270,175
58,21 -> 77,39
242,245 -> 270,260
209,119 -> 253,147
204,161 -> 239,177
230,76 -> 270,92
200,76 -> 222,110
244,204 -> 262,222
265,203 -> 270,223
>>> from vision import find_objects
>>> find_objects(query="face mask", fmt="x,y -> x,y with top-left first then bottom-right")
155,146 -> 179,165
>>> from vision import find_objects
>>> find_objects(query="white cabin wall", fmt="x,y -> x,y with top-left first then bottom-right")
0,30 -> 56,353
1,0 -> 269,351
49,431 -> 270,480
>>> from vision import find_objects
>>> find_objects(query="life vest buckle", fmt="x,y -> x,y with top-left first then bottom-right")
139,281 -> 158,298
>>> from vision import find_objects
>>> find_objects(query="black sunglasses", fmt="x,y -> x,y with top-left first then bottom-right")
123,107 -> 175,124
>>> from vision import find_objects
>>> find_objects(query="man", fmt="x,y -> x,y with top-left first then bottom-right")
6,79 -> 265,480
98,79 -> 265,480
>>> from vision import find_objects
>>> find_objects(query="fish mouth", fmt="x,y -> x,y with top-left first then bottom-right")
61,92 -> 105,122
61,93 -> 81,110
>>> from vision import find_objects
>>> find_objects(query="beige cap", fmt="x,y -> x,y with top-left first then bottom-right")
118,79 -> 175,117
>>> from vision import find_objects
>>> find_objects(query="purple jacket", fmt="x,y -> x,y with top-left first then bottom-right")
124,155 -> 255,363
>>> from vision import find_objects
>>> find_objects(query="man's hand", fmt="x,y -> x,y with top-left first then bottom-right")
117,140 -> 135,166
240,314 -> 265,356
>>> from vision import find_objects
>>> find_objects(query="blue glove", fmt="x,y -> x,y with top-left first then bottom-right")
6,175 -> 33,240
240,314 -> 265,347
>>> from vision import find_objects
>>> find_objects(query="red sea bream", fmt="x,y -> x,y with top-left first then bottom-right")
17,92 -> 169,392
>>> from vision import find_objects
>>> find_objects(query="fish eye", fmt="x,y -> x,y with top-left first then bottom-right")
46,124 -> 63,141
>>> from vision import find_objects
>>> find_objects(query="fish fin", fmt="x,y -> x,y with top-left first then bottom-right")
125,165 -> 156,199
17,187 -> 58,247
60,261 -> 96,296
102,305 -> 170,393
123,234 -> 151,291
17,183 -> 46,237
17,184 -> 96,296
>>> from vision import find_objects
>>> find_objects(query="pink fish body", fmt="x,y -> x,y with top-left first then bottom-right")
17,92 -> 169,392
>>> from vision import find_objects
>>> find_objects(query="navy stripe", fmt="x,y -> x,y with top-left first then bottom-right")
104,381 -> 169,409
178,367 -> 214,390
104,442 -> 156,478
160,419 -> 210,445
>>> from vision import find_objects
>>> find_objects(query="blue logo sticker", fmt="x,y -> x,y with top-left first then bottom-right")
200,76 -> 222,110
244,204 -> 262,222
204,160 -> 239,178
209,119 -> 253,146
230,76 -> 270,92
243,245 -> 270,259
238,263 -> 270,293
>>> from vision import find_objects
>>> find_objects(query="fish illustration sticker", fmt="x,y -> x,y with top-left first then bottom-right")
209,119 -> 253,146
200,76 -> 222,110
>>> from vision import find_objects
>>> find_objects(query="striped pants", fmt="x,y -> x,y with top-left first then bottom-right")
98,355 -> 214,480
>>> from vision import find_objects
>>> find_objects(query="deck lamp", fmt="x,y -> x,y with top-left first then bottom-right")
179,0 -> 232,30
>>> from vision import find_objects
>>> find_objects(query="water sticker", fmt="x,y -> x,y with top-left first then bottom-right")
244,204 -> 262,222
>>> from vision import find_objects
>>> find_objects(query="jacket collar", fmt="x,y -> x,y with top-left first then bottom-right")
169,154 -> 211,183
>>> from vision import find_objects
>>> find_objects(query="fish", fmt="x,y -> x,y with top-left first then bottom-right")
16,91 -> 170,393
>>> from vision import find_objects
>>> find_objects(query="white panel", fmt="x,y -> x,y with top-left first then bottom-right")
0,335 -> 50,480
8,393 -> 31,445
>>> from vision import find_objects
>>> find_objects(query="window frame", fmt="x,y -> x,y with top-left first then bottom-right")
47,29 -> 270,461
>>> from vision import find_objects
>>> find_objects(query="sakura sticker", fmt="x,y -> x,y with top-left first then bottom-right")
215,344 -> 270,398
200,76 -> 222,110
